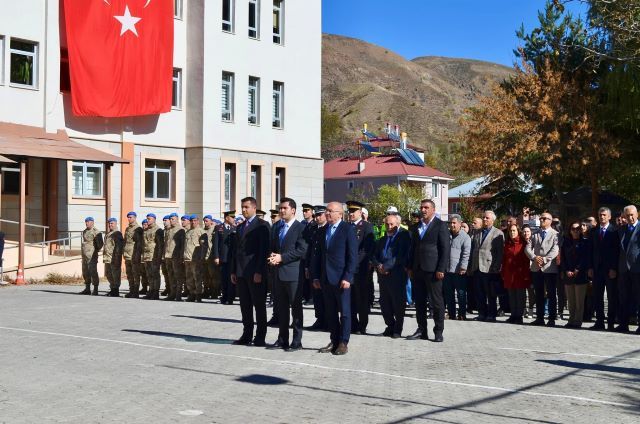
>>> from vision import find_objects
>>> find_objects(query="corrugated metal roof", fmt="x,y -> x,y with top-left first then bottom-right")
0,122 -> 128,164
324,155 -> 454,180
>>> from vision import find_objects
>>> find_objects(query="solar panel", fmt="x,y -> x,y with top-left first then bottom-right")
388,132 -> 401,142
362,130 -> 378,139
397,148 -> 413,165
359,141 -> 380,153
397,148 -> 425,166
406,149 -> 425,166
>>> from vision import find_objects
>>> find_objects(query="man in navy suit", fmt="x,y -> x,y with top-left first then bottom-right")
616,205 -> 640,334
266,197 -> 308,350
588,207 -> 620,331
408,199 -> 451,342
312,201 -> 358,355
230,197 -> 271,346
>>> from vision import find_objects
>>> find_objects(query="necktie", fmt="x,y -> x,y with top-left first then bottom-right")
541,230 -> 546,242
481,229 -> 489,243
326,224 -> 337,247
279,223 -> 287,246
599,227 -> 605,241
419,224 -> 426,239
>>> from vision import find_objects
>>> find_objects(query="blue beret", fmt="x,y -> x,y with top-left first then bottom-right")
163,215 -> 171,220
142,219 -> 148,225
126,211 -> 137,217
181,215 -> 190,221
107,217 -> 117,223
190,214 -> 198,220
146,213 -> 156,219
203,215 -> 213,221
213,219 -> 222,225
85,217 -> 94,222
169,212 -> 178,218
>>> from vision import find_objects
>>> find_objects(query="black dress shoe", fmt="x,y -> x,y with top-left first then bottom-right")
635,327 -> 640,335
305,321 -> 324,331
232,338 -> 252,346
590,322 -> 605,331
391,333 -> 401,339
433,333 -> 444,342
382,328 -> 393,337
475,316 -> 486,322
546,320 -> 556,327
288,343 -> 303,351
406,329 -> 423,340
267,318 -> 279,327
267,341 -> 287,350
614,325 -> 630,333
318,342 -> 335,353
252,339 -> 266,347
607,324 -> 615,332
530,319 -> 545,326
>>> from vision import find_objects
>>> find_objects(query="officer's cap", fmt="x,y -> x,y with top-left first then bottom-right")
107,217 -> 117,223
256,209 -> 266,217
146,213 -> 156,219
313,205 -> 326,216
223,210 -> 236,218
269,209 -> 279,216
411,210 -> 420,218
301,203 -> 313,211
126,211 -> 137,218
346,200 -> 365,212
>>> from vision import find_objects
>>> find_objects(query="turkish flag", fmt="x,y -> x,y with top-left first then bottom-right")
64,0 -> 174,117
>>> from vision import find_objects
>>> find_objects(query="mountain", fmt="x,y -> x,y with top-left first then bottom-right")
322,34 -> 513,168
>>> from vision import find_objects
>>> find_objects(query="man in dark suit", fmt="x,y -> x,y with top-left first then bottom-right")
214,211 -> 236,305
346,200 -> 376,334
305,205 -> 328,331
230,198 -> 271,346
301,203 -> 316,304
616,205 -> 640,334
266,198 -> 308,350
312,201 -> 358,355
372,214 -> 411,338
408,199 -> 450,342
588,207 -> 620,331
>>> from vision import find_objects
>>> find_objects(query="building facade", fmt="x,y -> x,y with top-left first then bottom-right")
0,0 -> 323,253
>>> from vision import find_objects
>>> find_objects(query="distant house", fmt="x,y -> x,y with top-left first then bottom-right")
448,176 -> 491,215
324,124 -> 454,216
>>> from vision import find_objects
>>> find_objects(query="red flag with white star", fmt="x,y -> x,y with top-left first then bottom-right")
63,0 -> 174,117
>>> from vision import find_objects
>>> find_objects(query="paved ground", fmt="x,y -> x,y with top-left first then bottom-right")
1,283 -> 639,424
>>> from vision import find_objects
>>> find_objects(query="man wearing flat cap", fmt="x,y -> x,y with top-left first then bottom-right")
103,218 -> 124,297
124,212 -> 144,298
79,217 -> 104,295
346,200 -> 375,335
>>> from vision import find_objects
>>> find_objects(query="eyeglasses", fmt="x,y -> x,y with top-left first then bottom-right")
540,217 -> 551,221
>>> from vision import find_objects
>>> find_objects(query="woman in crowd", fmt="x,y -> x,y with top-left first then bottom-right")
561,221 -> 591,328
501,224 -> 531,324
522,225 -> 535,318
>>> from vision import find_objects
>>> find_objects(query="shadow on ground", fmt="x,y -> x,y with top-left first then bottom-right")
122,329 -> 234,345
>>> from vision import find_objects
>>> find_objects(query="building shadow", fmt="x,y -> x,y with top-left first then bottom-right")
536,359 -> 640,377
31,289 -> 87,295
171,314 -> 243,324
121,329 -> 234,345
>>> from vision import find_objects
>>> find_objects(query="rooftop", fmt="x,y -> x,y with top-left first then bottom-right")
324,155 -> 454,180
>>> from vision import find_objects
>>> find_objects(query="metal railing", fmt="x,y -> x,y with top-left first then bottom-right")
0,218 -> 49,244
1,231 -> 82,266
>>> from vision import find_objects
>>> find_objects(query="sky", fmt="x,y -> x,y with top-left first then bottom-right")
322,0 -> 588,66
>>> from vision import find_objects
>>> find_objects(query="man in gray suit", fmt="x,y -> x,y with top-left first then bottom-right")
469,210 -> 504,322
444,214 -> 471,320
616,205 -> 640,334
525,212 -> 560,327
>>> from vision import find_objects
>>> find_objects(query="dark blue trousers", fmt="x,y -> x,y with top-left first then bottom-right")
322,283 -> 351,344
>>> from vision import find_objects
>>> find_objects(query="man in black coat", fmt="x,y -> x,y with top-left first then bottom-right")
408,199 -> 450,342
346,200 -> 376,335
230,198 -> 271,346
372,214 -> 411,338
267,198 -> 308,350
214,211 -> 236,305
588,207 -> 620,331
305,205 -> 328,331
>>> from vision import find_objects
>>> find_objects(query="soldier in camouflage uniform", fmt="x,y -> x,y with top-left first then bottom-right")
184,215 -> 206,302
79,217 -> 104,295
142,213 -> 164,300
123,212 -> 144,298
139,219 -> 150,294
202,215 -> 220,299
103,217 -> 124,297
160,215 -> 172,296
163,214 -> 186,301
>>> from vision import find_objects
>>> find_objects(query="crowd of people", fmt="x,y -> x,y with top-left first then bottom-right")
78,198 -> 640,355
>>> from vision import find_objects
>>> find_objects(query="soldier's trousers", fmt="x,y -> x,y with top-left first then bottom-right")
104,262 -> 121,291
220,263 -> 235,303
162,258 -> 173,295
125,260 -> 142,294
185,261 -> 203,295
82,260 -> 99,288
203,262 -> 221,298
144,261 -> 161,291
170,258 -> 186,296
140,263 -> 149,289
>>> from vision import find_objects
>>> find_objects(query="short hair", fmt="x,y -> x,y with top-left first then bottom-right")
484,210 -> 496,220
598,207 -> 611,215
449,214 -> 462,223
241,197 -> 257,207
623,204 -> 637,214
280,197 -> 296,210
385,214 -> 401,225
420,199 -> 436,208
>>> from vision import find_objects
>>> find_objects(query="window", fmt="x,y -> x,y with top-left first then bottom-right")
145,160 -> 173,201
1,166 -> 23,195
60,48 -> 71,92
347,181 -> 354,190
432,182 -> 439,198
0,36 -> 4,84
451,202 -> 461,214
248,76 -> 259,124
274,167 -> 285,201
272,81 -> 283,128
222,72 -> 234,121
72,162 -> 103,198
174,0 -> 183,19
224,163 -> 237,211
172,68 -> 182,109
249,0 -> 259,38
10,39 -> 38,88
222,0 -> 234,32
273,0 -> 283,44
250,165 -> 262,205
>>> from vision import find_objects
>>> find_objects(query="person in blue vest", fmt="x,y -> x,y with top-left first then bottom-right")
312,201 -> 358,355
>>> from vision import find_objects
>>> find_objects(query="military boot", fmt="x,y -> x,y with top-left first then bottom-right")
185,294 -> 196,302
195,294 -> 203,303
78,285 -> 91,295
161,288 -> 169,296
163,292 -> 175,301
174,293 -> 182,302
139,286 -> 148,295
143,290 -> 154,300
152,290 -> 160,300
91,286 -> 99,296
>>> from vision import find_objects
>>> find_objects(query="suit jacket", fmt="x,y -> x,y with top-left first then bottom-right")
352,220 -> 375,277
371,229 -> 411,280
311,220 -> 358,286
409,217 -> 450,274
589,223 -> 619,273
618,223 -> 640,273
301,219 -> 316,268
269,220 -> 308,281
213,224 -> 234,263
230,216 -> 270,279
470,227 -> 504,274
525,228 -> 560,273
